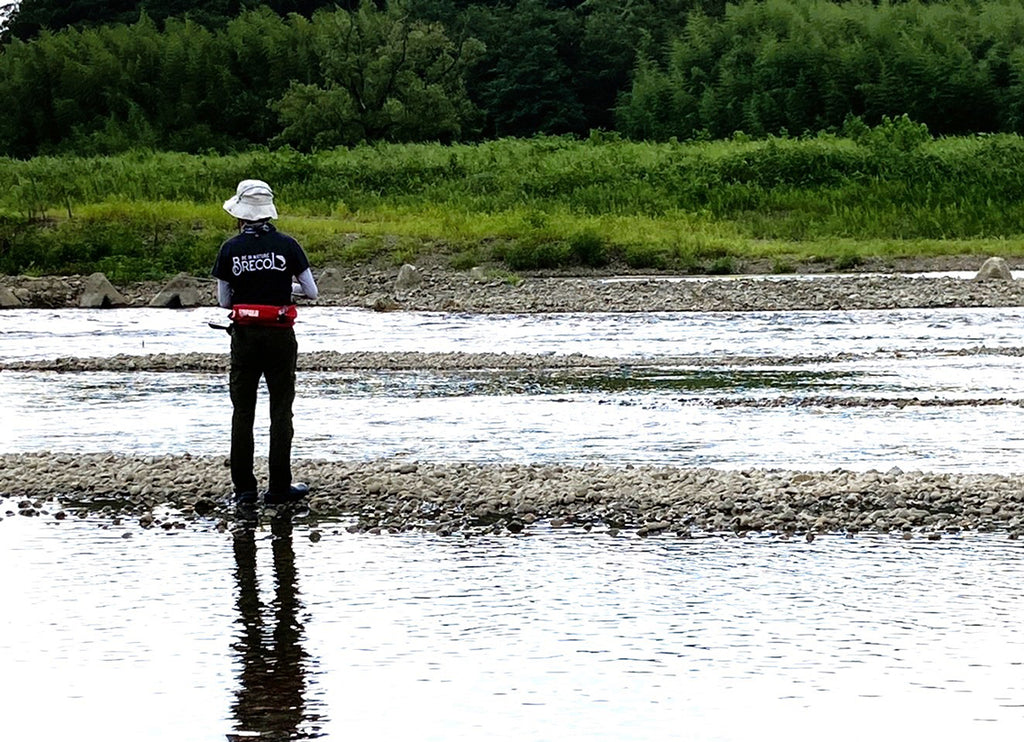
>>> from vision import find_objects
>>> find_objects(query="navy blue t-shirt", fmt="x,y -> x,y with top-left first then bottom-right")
212,223 -> 310,306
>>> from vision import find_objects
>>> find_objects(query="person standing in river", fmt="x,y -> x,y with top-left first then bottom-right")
212,179 -> 319,506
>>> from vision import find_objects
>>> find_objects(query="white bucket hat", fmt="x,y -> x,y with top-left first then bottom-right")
223,179 -> 278,221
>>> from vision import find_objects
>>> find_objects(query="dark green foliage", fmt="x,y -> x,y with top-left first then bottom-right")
706,256 -> 736,275
272,2 -> 483,148
567,228 -> 608,267
0,5 -> 481,156
6,0 -> 146,40
833,251 -> 864,271
495,228 -> 610,270
2,0 -> 346,40
623,244 -> 670,271
494,239 -> 572,271
14,0 -> 1024,154
448,247 -> 482,270
409,0 -> 696,139
0,10 -> 294,155
466,0 -> 586,137
617,0 -> 1024,140
0,214 -> 221,281
1,0 -> 701,154
622,241 -> 706,273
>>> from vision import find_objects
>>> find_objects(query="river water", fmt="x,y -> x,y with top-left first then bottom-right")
2,516 -> 1023,741
4,304 -> 1024,471
3,296 -> 1024,740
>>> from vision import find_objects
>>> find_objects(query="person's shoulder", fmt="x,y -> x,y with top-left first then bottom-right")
220,232 -> 247,249
273,230 -> 304,250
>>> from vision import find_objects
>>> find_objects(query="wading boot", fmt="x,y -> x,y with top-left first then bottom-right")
264,482 -> 309,506
234,489 -> 258,506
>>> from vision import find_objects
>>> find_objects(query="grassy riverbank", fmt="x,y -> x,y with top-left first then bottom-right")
3,125 -> 1024,282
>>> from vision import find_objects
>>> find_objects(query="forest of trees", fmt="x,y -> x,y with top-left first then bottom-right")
4,0 -> 1024,158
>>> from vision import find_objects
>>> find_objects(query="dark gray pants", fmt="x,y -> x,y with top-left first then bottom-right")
229,325 -> 298,495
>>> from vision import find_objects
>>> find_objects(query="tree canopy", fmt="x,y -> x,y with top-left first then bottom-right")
615,0 -> 1024,140
4,0 -> 1024,157
2,0 -> 350,40
272,3 -> 483,148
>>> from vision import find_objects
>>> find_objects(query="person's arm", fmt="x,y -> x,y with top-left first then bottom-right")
292,268 -> 319,300
217,279 -> 233,308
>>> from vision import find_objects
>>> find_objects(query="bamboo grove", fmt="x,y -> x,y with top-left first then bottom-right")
6,0 -> 1024,157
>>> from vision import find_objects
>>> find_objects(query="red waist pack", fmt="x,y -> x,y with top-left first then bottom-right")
230,303 -> 297,328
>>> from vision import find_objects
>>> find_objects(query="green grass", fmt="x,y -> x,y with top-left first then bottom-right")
3,130 -> 1024,280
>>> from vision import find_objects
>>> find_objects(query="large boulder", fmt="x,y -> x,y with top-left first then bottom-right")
0,285 -> 22,308
974,256 -> 1014,281
149,272 -> 204,308
316,266 -> 350,294
79,272 -> 128,308
395,263 -> 423,292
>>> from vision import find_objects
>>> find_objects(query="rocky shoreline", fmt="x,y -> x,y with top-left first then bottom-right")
2,452 -> 1023,539
2,255 -> 1024,314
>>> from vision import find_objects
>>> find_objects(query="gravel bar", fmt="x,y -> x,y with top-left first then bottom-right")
4,346 -> 1024,374
3,452 -> 1024,539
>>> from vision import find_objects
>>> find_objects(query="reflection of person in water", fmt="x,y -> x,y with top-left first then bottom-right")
230,514 -> 323,739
